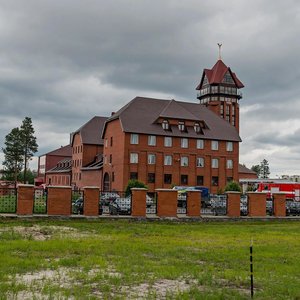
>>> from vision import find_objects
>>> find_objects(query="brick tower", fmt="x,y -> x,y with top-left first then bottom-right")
196,50 -> 244,132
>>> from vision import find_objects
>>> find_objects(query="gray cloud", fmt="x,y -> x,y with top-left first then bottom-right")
0,0 -> 300,175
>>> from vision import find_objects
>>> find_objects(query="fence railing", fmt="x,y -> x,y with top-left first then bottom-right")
0,188 -> 17,213
177,192 -> 187,214
146,192 -> 157,214
33,188 -> 47,214
72,190 -> 84,215
100,191 -> 131,215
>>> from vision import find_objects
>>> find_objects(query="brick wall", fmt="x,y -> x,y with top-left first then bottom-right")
186,190 -> 201,217
247,192 -> 266,217
226,192 -> 241,217
156,189 -> 177,217
83,187 -> 100,216
17,184 -> 34,215
131,188 -> 147,217
81,170 -> 102,188
47,186 -> 72,215
273,193 -> 286,217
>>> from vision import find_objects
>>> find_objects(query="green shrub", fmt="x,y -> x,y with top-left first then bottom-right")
224,181 -> 241,192
125,180 -> 147,196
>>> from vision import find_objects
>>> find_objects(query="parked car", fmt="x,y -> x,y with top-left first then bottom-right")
109,196 -> 131,215
100,192 -> 120,206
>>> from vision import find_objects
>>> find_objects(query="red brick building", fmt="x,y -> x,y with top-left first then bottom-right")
71,116 -> 107,188
101,58 -> 244,193
35,145 -> 72,186
45,158 -> 72,186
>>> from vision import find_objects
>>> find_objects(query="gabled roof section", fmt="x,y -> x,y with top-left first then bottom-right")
102,96 -> 241,142
196,59 -> 244,90
238,164 -> 257,175
43,144 -> 72,157
158,100 -> 199,121
46,158 -> 72,174
71,116 -> 108,146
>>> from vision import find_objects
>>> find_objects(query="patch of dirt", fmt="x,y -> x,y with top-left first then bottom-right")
0,225 -> 93,240
121,278 -> 199,299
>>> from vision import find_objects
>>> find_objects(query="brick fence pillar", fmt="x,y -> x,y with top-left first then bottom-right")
156,189 -> 177,217
47,186 -> 72,216
273,193 -> 286,217
17,184 -> 34,215
226,192 -> 241,217
247,192 -> 266,217
83,186 -> 100,216
131,188 -> 147,217
186,190 -> 201,217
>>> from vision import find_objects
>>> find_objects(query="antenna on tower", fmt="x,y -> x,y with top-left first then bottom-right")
217,43 -> 222,60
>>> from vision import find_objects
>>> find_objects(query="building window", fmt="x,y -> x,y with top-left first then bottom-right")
197,139 -> 204,149
162,120 -> 170,130
197,176 -> 204,186
164,174 -> 172,184
130,133 -> 139,144
194,123 -> 202,134
212,176 -> 219,186
130,172 -> 138,180
212,158 -> 219,168
148,173 -> 155,183
130,153 -> 138,164
227,159 -> 233,169
211,140 -> 219,150
196,157 -> 204,167
164,137 -> 172,147
110,137 -> 113,147
181,156 -> 189,167
112,172 -> 115,182
109,154 -> 112,164
105,139 -> 108,148
178,121 -> 185,132
148,154 -> 156,164
226,141 -> 233,151
164,155 -> 172,166
181,175 -> 188,185
148,135 -> 156,146
181,138 -> 188,148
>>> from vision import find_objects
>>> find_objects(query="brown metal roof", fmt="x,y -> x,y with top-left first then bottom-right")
44,144 -> 72,157
103,97 -> 241,142
238,164 -> 257,174
71,116 -> 108,146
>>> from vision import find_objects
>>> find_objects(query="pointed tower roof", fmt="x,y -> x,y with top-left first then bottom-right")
196,59 -> 244,90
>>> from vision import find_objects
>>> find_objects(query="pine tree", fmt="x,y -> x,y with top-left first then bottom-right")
2,127 -> 24,183
20,117 -> 38,183
251,164 -> 261,177
259,159 -> 270,179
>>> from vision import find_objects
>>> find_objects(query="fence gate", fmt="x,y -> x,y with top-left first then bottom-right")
0,188 -> 17,213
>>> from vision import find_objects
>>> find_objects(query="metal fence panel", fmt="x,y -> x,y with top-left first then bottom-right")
286,200 -> 300,216
177,192 -> 187,214
146,192 -> 157,214
72,190 -> 84,215
33,189 -> 47,214
0,188 -> 17,213
100,191 -> 131,215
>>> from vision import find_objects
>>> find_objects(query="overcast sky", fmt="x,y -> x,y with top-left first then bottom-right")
0,0 -> 300,177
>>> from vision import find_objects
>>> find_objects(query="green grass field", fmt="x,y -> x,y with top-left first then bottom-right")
0,219 -> 299,299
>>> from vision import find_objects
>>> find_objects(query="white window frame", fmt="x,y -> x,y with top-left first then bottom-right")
148,135 -> 156,146
197,139 -> 204,149
211,140 -> 219,151
130,153 -> 138,164
226,141 -> 233,152
164,155 -> 172,166
148,154 -> 156,165
164,136 -> 172,147
130,134 -> 139,145
227,159 -> 233,169
181,138 -> 188,148
181,156 -> 189,167
196,157 -> 204,167
212,158 -> 219,168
